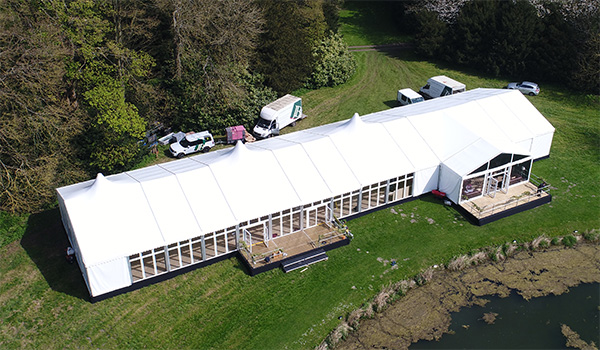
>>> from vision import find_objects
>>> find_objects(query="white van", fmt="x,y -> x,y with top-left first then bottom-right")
397,88 -> 424,106
419,76 -> 466,99
253,94 -> 305,139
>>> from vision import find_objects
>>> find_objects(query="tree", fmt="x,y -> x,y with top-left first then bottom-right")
568,5 -> 600,92
530,2 -> 578,83
413,10 -> 448,58
167,0 -> 269,132
448,0 -> 541,77
61,0 -> 154,172
0,0 -> 86,213
256,0 -> 328,94
322,0 -> 343,33
306,33 -> 356,89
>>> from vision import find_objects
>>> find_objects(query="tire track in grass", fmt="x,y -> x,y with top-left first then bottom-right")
304,52 -> 385,125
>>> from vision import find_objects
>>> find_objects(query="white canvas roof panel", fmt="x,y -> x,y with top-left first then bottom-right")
59,173 -> 165,266
250,139 -> 332,204
127,166 -> 203,244
208,143 -> 302,222
375,117 -> 440,171
472,96 -> 532,143
309,114 -> 414,185
172,163 -> 237,233
279,131 -> 361,195
501,91 -> 555,136
443,138 -> 500,176
406,111 -> 479,161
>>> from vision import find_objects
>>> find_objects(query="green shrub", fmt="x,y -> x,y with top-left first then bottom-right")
305,33 -> 357,89
538,240 -> 550,249
551,237 -> 561,246
583,229 -> 600,242
562,235 -> 577,247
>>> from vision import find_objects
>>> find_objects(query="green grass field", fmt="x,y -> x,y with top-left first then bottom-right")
1,6 -> 599,350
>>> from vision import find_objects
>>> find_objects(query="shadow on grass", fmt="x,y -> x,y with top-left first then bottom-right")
383,100 -> 399,108
20,208 -> 89,301
340,1 -> 410,46
418,194 -> 471,223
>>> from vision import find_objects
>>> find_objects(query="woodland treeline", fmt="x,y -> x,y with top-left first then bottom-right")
404,0 -> 599,91
0,0 -> 598,214
0,0 -> 354,213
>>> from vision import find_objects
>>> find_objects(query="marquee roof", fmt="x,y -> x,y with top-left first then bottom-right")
57,88 -> 554,267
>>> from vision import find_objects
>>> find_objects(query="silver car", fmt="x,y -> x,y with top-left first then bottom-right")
506,81 -> 540,96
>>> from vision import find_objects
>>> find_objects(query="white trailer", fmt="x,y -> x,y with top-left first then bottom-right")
419,75 -> 466,99
253,94 -> 305,139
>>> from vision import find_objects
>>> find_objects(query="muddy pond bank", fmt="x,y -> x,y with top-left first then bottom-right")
335,244 -> 600,349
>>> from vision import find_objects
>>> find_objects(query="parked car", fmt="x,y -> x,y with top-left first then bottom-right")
505,81 -> 540,96
169,131 -> 215,158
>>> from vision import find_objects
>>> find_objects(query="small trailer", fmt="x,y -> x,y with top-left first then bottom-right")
224,125 -> 255,144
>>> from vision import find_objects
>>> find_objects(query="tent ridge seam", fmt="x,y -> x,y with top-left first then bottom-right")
123,172 -> 168,245
279,135 -> 336,196
157,163 -> 206,235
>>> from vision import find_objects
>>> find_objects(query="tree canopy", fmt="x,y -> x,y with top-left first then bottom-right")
0,0 -> 355,213
410,0 -> 599,91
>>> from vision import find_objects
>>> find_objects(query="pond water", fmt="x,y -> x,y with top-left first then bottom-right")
411,282 -> 599,349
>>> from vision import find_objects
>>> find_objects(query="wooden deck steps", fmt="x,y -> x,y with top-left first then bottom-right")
281,248 -> 328,273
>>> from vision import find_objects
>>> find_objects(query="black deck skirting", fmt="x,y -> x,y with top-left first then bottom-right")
457,194 -> 552,226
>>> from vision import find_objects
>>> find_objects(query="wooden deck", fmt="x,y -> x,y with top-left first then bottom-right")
460,182 -> 550,219
240,224 -> 347,268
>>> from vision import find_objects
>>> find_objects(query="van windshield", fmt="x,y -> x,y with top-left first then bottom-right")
256,117 -> 271,128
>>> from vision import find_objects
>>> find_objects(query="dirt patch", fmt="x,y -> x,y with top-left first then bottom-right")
335,244 -> 600,350
481,312 -> 498,325
561,324 -> 598,350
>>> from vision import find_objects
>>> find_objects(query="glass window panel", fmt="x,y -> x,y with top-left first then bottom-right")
155,251 -> 167,273
513,154 -> 527,162
469,163 -> 488,175
351,194 -> 360,214
216,234 -> 227,255
462,175 -> 485,200
168,247 -> 181,269
143,256 -> 156,277
227,231 -> 237,251
361,189 -> 370,210
370,188 -> 378,207
180,243 -> 192,266
130,259 -> 143,282
292,211 -> 302,232
510,160 -> 531,185
489,153 -> 512,169
205,235 -> 216,258
281,214 -> 292,235
405,178 -> 413,197
192,240 -> 203,262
